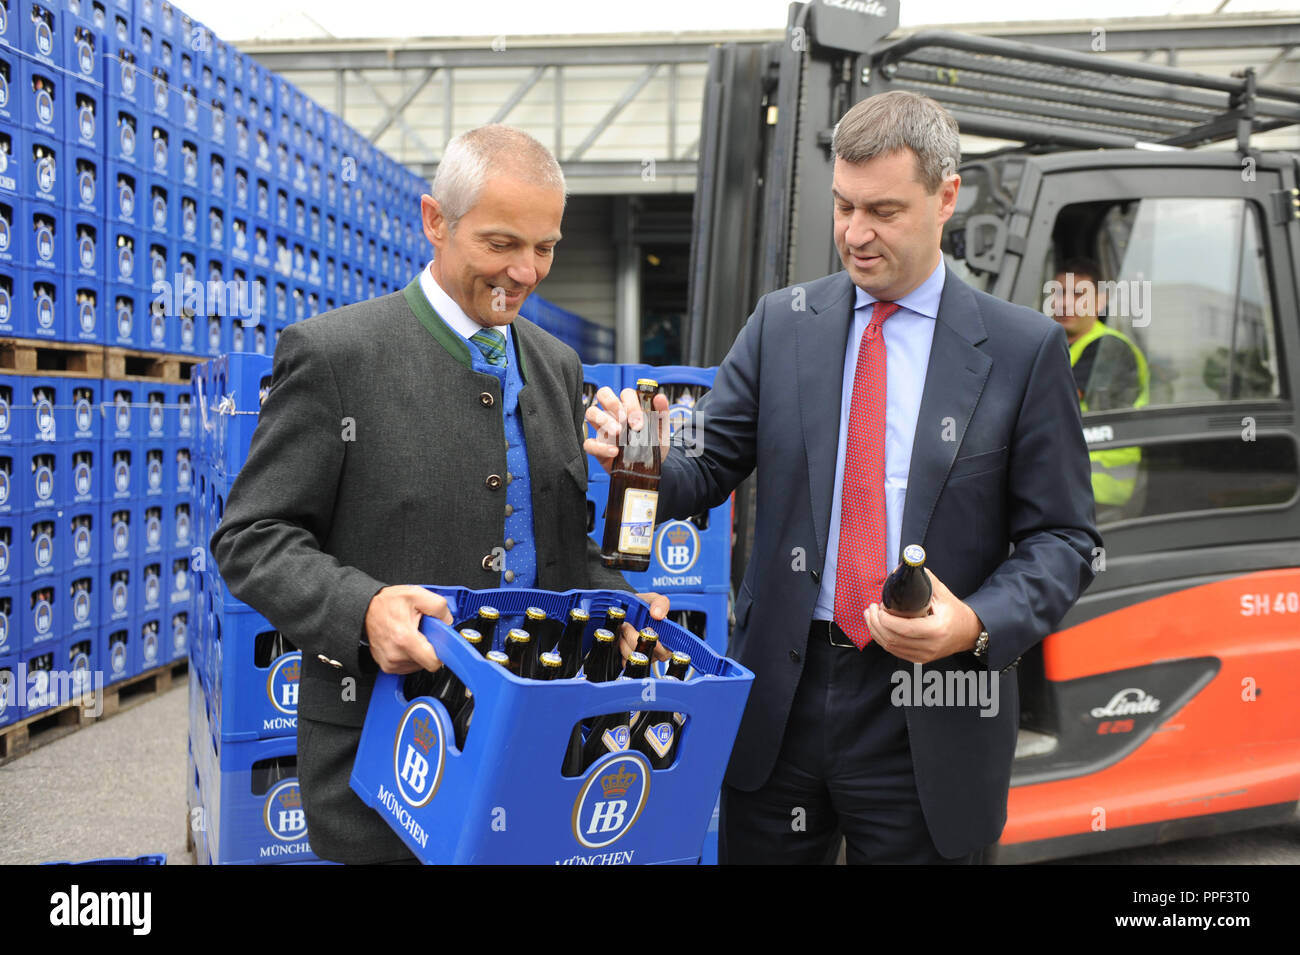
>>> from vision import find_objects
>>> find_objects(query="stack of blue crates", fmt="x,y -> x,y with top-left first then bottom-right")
188,352 -> 325,864
0,370 -> 194,727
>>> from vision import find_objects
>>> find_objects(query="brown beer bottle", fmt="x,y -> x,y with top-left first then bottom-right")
881,544 -> 933,618
556,608 -> 589,679
633,626 -> 659,661
505,628 -> 536,679
600,379 -> 662,571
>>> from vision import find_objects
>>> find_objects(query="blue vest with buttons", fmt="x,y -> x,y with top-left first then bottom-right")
467,332 -> 537,589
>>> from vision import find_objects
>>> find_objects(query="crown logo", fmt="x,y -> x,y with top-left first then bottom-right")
281,657 -> 300,682
277,786 -> 301,809
666,526 -> 690,545
411,715 -> 435,754
601,767 -> 636,798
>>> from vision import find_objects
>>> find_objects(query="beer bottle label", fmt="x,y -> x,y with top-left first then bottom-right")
601,724 -> 630,753
618,489 -> 658,556
643,721 -> 674,758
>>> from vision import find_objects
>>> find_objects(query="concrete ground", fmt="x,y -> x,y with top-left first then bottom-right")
0,683 -> 191,866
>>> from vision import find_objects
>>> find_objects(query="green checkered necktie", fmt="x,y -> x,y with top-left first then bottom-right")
470,327 -> 507,367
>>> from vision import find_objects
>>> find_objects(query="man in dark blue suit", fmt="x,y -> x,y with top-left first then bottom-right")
586,91 -> 1100,863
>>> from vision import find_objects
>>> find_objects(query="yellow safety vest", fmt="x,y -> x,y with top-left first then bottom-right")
1070,322 -> 1149,508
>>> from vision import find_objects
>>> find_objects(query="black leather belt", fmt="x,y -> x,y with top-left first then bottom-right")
809,619 -> 856,648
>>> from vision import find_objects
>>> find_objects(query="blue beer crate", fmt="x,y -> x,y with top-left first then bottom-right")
66,82 -> 101,150
106,37 -> 145,105
66,212 -> 103,278
0,0 -> 16,48
23,268 -> 59,338
99,621 -> 132,684
98,560 -> 131,627
134,611 -> 162,673
100,500 -> 131,565
26,441 -> 59,510
104,378 -> 139,439
19,54 -> 61,139
63,629 -> 95,695
63,439 -> 96,506
197,734 -> 322,865
137,498 -> 164,558
0,448 -> 18,515
0,197 -> 20,270
140,441 -> 165,498
64,567 -> 94,634
169,443 -> 192,499
65,275 -> 103,342
170,381 -> 193,440
136,553 -> 162,617
105,161 -> 140,224
143,114 -> 173,180
26,202 -> 60,270
100,440 -> 135,502
24,507 -> 58,577
0,517 -> 20,586
177,191 -> 198,245
165,546 -> 188,606
63,14 -> 100,83
0,125 -> 22,199
144,236 -> 169,289
0,583 -> 16,653
208,351 -> 271,476
138,381 -> 165,439
164,596 -> 187,662
0,266 -> 15,336
351,586 -> 754,864
0,46 -> 21,126
0,380 -> 17,445
18,642 -> 59,718
107,98 -> 141,166
143,171 -> 173,235
67,148 -> 102,215
141,291 -> 167,351
105,284 -> 140,346
46,853 -> 167,865
206,602 -> 298,742
63,506 -> 94,570
167,495 -> 192,552
0,653 -> 17,727
22,575 -> 61,651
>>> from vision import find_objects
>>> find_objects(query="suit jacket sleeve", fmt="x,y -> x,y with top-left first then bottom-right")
964,322 -> 1101,671
209,322 -> 387,677
568,351 -> 634,593
658,295 -> 764,518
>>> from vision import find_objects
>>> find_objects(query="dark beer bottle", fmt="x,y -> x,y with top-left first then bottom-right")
581,652 -> 648,769
582,628 -> 616,683
665,651 -> 691,681
602,604 -> 626,635
633,626 -> 659,662
460,628 -> 484,657
881,544 -> 933,618
470,606 -> 499,656
486,649 -> 510,668
538,652 -> 563,679
557,608 -> 589,679
523,606 -> 555,660
505,628 -> 536,679
629,685 -> 680,770
600,379 -> 662,571
452,687 -> 474,749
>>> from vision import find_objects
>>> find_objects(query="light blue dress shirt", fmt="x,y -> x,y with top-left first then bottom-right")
812,258 -> 945,621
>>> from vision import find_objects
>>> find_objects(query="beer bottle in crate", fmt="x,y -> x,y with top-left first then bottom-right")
464,606 -> 499,656
632,627 -> 659,664
600,379 -> 662,571
582,627 -> 616,683
881,544 -> 933,618
580,651 -> 648,770
630,691 -> 680,770
505,628 -> 537,680
523,606 -> 556,661
665,651 -> 691,727
557,608 -> 589,679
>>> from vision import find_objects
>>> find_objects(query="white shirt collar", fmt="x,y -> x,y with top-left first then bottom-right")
418,259 -> 511,345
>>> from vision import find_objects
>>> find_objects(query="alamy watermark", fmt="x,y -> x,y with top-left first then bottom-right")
1,663 -> 104,719
152,273 -> 264,326
890,662 -> 999,717
1044,272 -> 1152,329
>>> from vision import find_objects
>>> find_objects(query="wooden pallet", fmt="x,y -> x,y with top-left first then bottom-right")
0,658 -> 188,766
0,338 -> 105,377
103,347 -> 200,385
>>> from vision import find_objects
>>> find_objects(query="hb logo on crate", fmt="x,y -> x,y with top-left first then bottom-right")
264,780 -> 309,845
571,754 -> 651,851
656,521 -> 700,578
393,702 -> 445,810
141,621 -> 158,667
266,652 -> 300,726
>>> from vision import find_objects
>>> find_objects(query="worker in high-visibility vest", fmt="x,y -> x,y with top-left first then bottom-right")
1049,259 -> 1149,513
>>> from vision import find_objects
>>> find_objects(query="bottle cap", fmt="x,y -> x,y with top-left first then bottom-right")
671,651 -> 691,666
506,628 -> 530,643
568,607 -> 590,621
605,606 -> 626,620
477,605 -> 500,620
540,652 -> 562,669
486,650 -> 509,666
593,628 -> 615,643
636,378 -> 659,390
638,627 -> 659,642
627,652 -> 649,666
902,544 -> 926,567
459,628 -> 482,645
525,606 -> 546,621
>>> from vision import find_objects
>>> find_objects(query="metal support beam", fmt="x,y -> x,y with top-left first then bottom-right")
411,159 -> 698,181
242,43 -> 719,72
443,69 -> 453,150
487,65 -> 547,125
668,62 -> 678,161
369,67 -> 438,142
569,64 -> 660,161
613,196 -> 640,364
554,66 -> 564,159
1260,44 -> 1298,80
349,69 -> 437,160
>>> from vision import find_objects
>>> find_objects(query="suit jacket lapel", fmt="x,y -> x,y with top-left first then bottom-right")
901,273 -> 993,550
796,272 -> 857,571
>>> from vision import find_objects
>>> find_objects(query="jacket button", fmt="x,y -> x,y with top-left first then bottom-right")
486,474 -> 502,490
317,653 -> 330,664
504,538 -> 514,550
479,392 -> 494,407
504,503 -> 513,516
506,472 -> 513,485
481,554 -> 496,571
504,570 -> 515,583
789,649 -> 799,662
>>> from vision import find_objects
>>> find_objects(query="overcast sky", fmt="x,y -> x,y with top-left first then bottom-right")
179,0 -> 1292,42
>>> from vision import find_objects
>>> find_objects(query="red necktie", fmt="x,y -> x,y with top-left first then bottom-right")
834,301 -> 900,649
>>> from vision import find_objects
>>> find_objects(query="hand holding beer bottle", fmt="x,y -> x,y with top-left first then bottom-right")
583,382 -> 671,479
864,548 -> 987,666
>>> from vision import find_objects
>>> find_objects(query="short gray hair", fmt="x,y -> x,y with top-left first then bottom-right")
832,91 -> 960,194
431,124 -> 566,231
